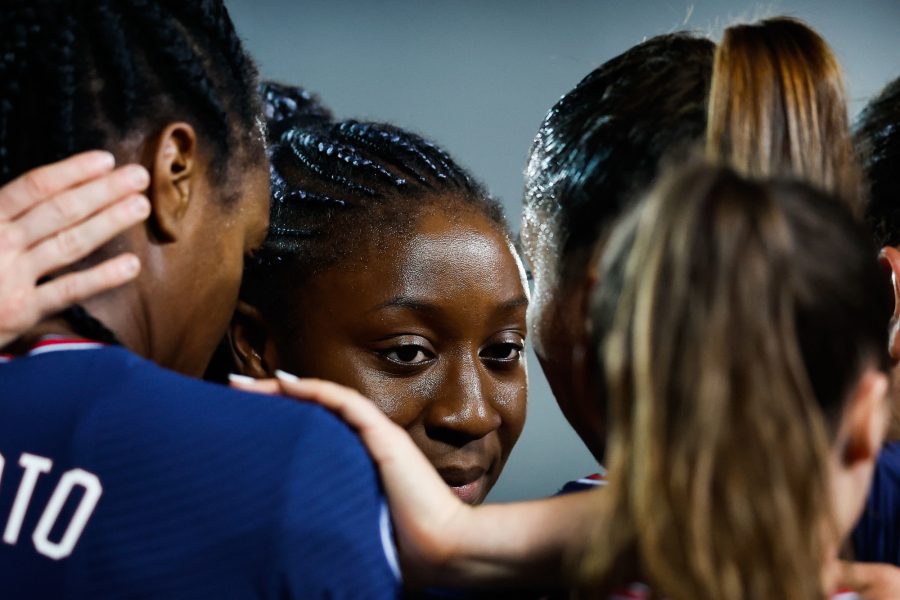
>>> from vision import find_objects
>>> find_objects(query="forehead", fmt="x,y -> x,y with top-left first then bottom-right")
394,208 -> 524,296
298,204 -> 528,315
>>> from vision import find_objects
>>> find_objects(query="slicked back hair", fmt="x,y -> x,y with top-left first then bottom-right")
859,76 -> 900,248
523,33 -> 715,281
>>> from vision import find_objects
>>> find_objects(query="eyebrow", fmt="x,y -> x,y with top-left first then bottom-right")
373,295 -> 529,314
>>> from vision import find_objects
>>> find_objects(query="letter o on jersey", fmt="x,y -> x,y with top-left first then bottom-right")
32,469 -> 103,560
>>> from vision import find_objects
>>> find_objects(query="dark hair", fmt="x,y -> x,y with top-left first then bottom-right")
581,163 -> 890,599
241,82 -> 506,320
859,76 -> 900,247
0,0 -> 263,344
0,0 -> 263,186
523,33 -> 715,280
260,80 -> 333,144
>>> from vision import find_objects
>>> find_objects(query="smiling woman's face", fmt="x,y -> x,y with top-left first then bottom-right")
236,202 -> 529,504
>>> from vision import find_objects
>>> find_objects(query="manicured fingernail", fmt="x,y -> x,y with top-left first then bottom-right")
89,150 -> 116,171
228,373 -> 256,385
124,165 -> 149,188
128,195 -> 150,217
121,255 -> 140,276
275,369 -> 300,383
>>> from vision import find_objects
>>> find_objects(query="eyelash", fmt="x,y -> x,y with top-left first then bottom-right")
481,342 -> 524,364
378,341 -> 524,369
381,344 -> 435,366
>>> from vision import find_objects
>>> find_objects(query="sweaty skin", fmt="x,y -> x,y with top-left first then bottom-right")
0,152 -> 150,350
234,203 -> 529,504
520,208 -> 605,462
26,125 -> 271,376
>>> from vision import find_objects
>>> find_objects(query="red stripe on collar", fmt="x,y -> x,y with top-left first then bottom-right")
0,337 -> 106,361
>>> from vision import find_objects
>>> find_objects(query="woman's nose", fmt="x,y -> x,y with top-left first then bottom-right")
423,354 -> 501,446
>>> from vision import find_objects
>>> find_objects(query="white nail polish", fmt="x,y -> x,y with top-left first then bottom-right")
274,369 -> 300,383
228,373 -> 255,385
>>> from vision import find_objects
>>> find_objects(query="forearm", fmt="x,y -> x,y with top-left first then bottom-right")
227,376 -> 599,592
416,492 -> 597,589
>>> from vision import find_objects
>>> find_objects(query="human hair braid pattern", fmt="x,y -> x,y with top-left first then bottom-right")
0,0 -> 262,185
246,86 -> 504,296
0,0 -> 261,344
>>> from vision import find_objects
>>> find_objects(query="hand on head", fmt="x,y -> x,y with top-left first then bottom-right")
0,150 -> 150,349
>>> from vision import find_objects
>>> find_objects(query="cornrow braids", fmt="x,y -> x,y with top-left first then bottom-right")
0,0 -> 263,342
0,0 -> 263,185
242,83 -> 507,314
260,81 -> 333,143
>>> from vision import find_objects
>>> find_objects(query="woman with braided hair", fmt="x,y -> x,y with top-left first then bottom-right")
225,81 -> 529,506
0,2 -> 399,597
0,151 -> 152,350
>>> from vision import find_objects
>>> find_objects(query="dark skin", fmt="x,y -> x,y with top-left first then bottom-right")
231,204 -> 529,505
23,122 -> 270,376
520,208 -> 605,463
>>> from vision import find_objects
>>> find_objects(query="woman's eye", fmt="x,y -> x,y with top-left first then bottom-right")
481,342 -> 523,362
383,345 -> 433,365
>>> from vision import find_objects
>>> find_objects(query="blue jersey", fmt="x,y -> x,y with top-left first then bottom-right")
853,441 -> 900,564
0,339 -> 400,599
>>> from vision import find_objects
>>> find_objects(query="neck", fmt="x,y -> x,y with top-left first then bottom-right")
23,284 -> 151,359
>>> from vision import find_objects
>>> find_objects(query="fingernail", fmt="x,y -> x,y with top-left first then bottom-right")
274,369 -> 300,383
89,150 -> 116,171
121,255 -> 140,276
228,373 -> 256,384
124,165 -> 150,188
128,195 -> 150,217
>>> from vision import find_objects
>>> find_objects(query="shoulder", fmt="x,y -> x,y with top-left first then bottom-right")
90,347 -> 360,442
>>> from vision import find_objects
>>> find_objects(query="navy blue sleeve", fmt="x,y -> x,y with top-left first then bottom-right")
277,409 -> 401,599
853,442 -> 900,564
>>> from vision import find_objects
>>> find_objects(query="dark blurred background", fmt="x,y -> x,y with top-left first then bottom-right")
226,0 -> 900,501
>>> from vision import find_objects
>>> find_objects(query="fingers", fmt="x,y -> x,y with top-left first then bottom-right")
228,375 -> 282,395
272,373 -> 391,432
0,151 -> 116,221
34,253 -> 141,318
27,194 -> 150,278
231,373 -> 390,432
837,560 -> 900,596
16,164 -> 150,247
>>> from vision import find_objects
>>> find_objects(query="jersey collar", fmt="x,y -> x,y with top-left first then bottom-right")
0,336 -> 106,362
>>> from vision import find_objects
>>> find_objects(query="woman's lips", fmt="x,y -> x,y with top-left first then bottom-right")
438,466 -> 488,505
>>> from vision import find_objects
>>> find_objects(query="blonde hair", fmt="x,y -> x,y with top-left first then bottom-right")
706,17 -> 862,212
576,164 -> 889,599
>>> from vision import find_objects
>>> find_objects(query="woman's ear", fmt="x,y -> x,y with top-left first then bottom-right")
145,122 -> 198,243
228,301 -> 280,379
842,368 -> 889,467
879,246 -> 900,362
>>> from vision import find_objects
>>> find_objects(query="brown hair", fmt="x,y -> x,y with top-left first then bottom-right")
706,17 -> 862,212
577,164 -> 890,599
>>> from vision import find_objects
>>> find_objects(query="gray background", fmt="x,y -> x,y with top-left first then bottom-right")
225,0 -> 900,502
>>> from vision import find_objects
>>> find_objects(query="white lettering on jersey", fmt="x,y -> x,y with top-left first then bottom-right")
33,469 -> 103,560
0,451 -> 102,559
3,453 -> 52,544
